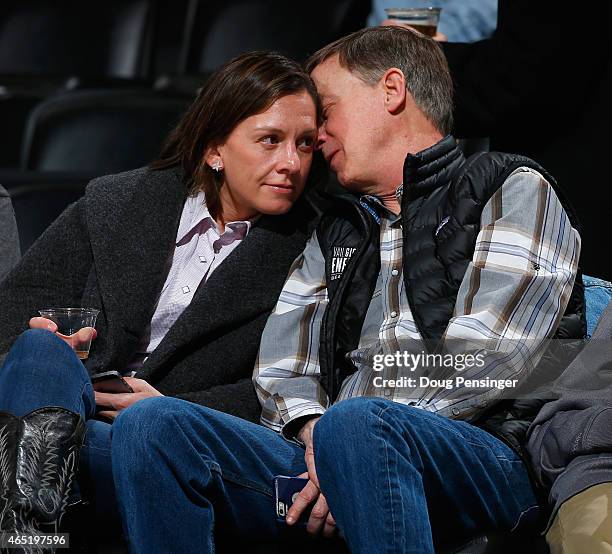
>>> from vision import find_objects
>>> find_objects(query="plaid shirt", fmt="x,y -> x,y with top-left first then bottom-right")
254,168 -> 581,437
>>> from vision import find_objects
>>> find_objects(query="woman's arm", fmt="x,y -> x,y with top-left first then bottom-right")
0,199 -> 93,355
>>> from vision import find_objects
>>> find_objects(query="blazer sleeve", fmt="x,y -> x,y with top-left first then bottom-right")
0,199 -> 93,356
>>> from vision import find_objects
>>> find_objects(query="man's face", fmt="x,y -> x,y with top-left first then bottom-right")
311,56 -> 386,192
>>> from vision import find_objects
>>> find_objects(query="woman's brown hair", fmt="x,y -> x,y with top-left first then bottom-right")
151,51 -> 321,219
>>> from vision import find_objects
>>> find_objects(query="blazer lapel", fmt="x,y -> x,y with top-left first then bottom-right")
87,167 -> 187,362
138,213 -> 306,381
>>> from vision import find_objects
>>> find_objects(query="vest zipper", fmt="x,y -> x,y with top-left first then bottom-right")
322,202 -> 375,402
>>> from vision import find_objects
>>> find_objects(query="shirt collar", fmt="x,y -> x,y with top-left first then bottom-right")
360,192 -> 403,225
176,191 -> 256,247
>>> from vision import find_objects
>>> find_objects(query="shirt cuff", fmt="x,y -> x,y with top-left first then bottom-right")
280,407 -> 327,444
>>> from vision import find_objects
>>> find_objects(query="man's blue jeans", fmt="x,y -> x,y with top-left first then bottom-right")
112,396 -> 539,554
0,329 -> 119,532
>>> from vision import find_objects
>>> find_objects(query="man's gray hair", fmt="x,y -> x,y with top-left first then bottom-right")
306,26 -> 453,135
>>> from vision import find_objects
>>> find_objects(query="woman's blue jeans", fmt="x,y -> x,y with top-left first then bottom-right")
0,329 -> 119,533
112,395 -> 539,554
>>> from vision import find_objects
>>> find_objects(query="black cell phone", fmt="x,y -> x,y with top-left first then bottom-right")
91,370 -> 134,393
273,475 -> 310,524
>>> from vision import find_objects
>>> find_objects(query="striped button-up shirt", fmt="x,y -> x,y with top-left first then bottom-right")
254,167 -> 581,437
124,191 -> 253,371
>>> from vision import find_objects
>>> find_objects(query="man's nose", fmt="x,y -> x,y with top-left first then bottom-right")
315,124 -> 327,151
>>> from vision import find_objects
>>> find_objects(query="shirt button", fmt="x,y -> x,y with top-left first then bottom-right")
390,311 -> 398,318
391,269 -> 399,276
182,286 -> 190,294
452,408 -> 460,416
199,256 -> 207,263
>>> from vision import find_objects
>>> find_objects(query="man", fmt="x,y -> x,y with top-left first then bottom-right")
111,27 -> 583,553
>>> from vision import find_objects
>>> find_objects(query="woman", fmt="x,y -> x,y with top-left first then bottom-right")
0,51 -> 321,540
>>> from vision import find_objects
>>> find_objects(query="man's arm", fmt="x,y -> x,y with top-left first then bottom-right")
254,232 -> 337,536
418,167 -> 580,418
253,231 -> 330,440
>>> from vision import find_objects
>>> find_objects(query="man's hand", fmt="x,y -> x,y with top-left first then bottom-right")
95,377 -> 163,420
298,417 -> 320,485
29,316 -> 97,348
286,417 -> 337,537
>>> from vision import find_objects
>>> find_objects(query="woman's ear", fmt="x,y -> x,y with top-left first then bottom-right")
204,145 -> 223,171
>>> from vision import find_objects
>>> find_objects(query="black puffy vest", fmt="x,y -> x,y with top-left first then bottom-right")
316,136 -> 585,456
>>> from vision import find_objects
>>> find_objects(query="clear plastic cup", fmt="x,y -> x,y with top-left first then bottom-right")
38,307 -> 99,359
384,7 -> 442,37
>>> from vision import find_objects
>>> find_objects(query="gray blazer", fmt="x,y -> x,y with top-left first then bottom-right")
0,185 -> 20,282
0,166 -> 313,422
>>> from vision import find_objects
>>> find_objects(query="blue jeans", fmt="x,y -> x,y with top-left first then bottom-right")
112,396 -> 539,554
583,274 -> 612,337
0,329 -> 120,533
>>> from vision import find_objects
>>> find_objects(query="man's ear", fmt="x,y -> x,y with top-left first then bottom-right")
382,68 -> 407,114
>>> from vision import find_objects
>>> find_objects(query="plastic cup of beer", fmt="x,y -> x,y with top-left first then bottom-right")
384,7 -> 442,37
38,307 -> 99,359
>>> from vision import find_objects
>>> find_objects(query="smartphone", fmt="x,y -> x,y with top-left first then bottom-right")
273,475 -> 310,524
91,370 -> 134,393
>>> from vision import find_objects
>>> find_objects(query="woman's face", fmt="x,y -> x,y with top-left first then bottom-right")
211,90 -> 317,221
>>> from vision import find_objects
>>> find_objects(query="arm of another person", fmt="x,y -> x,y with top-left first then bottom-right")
526,301 -> 612,489
417,167 -> 580,419
0,199 -> 93,356
0,186 -> 20,283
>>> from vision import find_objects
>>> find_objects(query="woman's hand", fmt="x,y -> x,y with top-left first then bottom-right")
95,377 -> 163,420
29,316 -> 97,346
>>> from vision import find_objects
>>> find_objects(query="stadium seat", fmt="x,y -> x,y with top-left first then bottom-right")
0,0 -> 158,168
179,0 -> 370,74
20,90 -> 189,174
8,178 -> 87,253
0,0 -> 155,78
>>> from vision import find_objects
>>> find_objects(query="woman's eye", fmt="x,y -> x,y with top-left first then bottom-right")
261,135 -> 279,145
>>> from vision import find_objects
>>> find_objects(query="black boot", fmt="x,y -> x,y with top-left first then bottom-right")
0,408 -> 85,550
